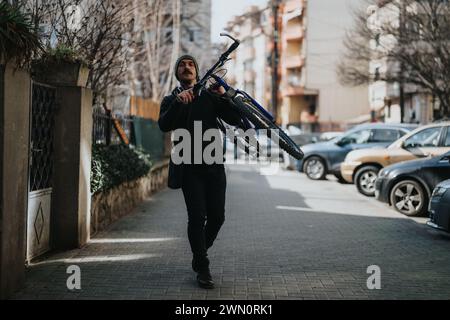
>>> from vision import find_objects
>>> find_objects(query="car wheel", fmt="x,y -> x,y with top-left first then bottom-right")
389,180 -> 427,216
355,165 -> 380,197
304,156 -> 326,180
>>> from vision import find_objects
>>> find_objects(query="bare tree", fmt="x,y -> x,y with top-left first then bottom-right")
127,0 -> 181,102
127,0 -> 212,102
338,0 -> 450,118
17,0 -> 210,104
17,0 -> 134,103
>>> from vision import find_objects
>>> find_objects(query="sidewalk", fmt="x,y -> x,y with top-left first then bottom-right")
13,164 -> 450,299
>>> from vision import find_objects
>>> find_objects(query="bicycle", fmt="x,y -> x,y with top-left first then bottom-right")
193,33 -> 304,161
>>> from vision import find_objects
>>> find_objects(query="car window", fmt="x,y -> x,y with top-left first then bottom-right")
404,127 -> 441,148
444,127 -> 450,147
340,129 -> 371,144
370,129 -> 401,142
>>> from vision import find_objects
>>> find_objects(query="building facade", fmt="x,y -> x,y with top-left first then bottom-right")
224,5 -> 272,111
367,1 -> 434,125
280,0 -> 370,132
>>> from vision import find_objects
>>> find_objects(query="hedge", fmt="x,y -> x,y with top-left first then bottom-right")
91,144 -> 153,195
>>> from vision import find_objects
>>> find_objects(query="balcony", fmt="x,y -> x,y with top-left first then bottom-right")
284,55 -> 304,69
285,26 -> 304,41
284,0 -> 304,21
283,85 -> 304,97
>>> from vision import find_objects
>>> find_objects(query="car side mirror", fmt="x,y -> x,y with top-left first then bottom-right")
336,138 -> 347,147
440,155 -> 450,163
402,141 -> 416,149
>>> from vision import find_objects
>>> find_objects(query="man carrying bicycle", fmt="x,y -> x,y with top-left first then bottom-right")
158,54 -> 241,289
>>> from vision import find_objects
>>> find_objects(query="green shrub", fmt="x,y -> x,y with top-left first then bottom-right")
38,43 -> 88,66
91,144 -> 153,195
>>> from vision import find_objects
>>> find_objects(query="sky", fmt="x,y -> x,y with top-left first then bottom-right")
211,0 -> 267,43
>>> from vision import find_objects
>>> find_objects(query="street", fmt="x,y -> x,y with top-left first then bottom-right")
13,164 -> 450,300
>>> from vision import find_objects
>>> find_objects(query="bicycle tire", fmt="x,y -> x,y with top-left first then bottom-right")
217,118 -> 261,158
232,96 -> 304,160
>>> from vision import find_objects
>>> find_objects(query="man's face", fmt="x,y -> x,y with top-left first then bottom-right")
177,59 -> 197,82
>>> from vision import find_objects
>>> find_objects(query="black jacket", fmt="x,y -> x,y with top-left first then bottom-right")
158,87 -> 241,189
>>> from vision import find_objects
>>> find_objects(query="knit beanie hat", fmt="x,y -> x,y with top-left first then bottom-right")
175,55 -> 200,82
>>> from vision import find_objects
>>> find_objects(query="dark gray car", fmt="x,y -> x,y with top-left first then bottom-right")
427,179 -> 450,232
297,123 -> 418,180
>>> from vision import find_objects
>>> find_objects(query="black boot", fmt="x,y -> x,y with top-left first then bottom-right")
192,258 -> 200,273
197,270 -> 214,289
192,255 -> 209,273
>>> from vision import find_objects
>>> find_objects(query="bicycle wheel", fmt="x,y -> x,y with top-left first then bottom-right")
232,96 -> 304,160
216,118 -> 261,158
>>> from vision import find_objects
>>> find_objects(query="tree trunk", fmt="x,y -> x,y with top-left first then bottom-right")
438,94 -> 450,119
399,81 -> 405,123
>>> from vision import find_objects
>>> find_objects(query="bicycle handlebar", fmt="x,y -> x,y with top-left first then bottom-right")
193,33 -> 240,96
219,33 -> 240,59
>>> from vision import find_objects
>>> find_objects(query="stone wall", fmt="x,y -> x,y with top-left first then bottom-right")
90,159 -> 169,235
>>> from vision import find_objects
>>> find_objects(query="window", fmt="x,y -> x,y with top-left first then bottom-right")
370,129 -> 400,143
404,127 -> 442,148
444,127 -> 450,147
374,67 -> 380,81
340,129 -> 371,145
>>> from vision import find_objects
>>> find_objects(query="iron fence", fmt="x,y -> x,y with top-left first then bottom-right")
92,107 -> 167,160
92,107 -> 133,145
29,83 -> 56,192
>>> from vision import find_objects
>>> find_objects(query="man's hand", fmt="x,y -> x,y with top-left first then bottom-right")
208,83 -> 225,95
176,89 -> 195,104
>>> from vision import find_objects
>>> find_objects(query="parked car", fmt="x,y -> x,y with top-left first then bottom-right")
297,123 -> 417,180
341,122 -> 450,196
320,131 -> 343,141
375,151 -> 450,216
283,132 -> 322,169
427,179 -> 450,233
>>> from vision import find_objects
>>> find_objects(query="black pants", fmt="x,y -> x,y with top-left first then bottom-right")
181,165 -> 226,269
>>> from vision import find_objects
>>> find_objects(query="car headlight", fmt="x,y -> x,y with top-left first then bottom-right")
432,187 -> 448,198
378,169 -> 389,178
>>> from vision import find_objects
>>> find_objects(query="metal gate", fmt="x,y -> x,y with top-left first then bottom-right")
26,82 -> 56,262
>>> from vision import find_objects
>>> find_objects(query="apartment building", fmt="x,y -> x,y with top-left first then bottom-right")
224,5 -> 272,111
367,1 -> 434,124
280,0 -> 370,132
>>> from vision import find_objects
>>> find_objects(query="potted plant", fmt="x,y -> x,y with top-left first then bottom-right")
0,2 -> 42,67
31,44 -> 90,87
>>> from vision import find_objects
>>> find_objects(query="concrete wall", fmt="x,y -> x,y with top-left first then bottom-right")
0,63 -> 31,299
305,0 -> 370,123
91,160 -> 169,235
51,86 -> 92,249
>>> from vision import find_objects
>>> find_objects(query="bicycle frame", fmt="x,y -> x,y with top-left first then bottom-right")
192,33 -> 304,161
210,74 -> 275,124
